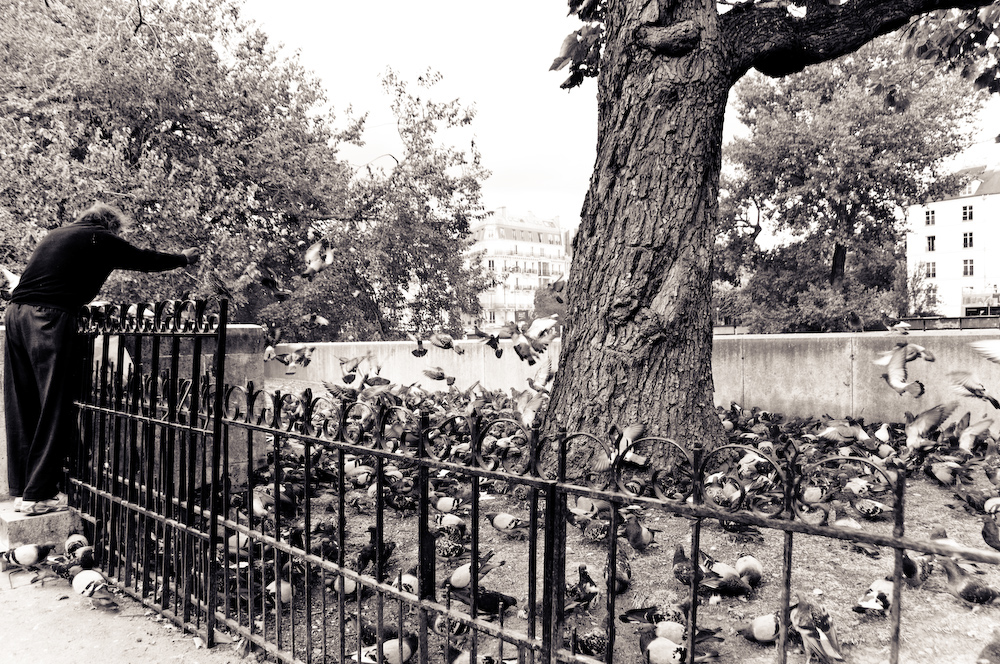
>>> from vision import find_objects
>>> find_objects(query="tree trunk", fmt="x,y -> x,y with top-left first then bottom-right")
546,0 -> 729,456
830,242 -> 847,290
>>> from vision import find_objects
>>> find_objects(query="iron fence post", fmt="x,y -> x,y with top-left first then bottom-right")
206,300 -> 227,647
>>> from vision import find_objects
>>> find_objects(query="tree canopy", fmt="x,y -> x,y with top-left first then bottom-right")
714,35 -> 986,332
0,0 -> 489,341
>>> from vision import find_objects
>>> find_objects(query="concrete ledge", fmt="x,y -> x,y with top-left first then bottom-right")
0,500 -> 82,552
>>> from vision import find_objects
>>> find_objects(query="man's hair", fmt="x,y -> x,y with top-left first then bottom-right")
75,202 -> 131,233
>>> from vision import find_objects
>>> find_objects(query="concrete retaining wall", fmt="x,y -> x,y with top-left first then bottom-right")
3,326 -> 997,497
270,330 -> 1000,426
712,330 -> 1000,423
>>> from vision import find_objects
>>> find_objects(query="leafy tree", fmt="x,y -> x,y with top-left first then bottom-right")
723,36 -> 985,291
544,0 -> 998,450
260,71 -> 493,342
0,0 -> 357,317
533,284 -> 568,322
2,3 -> 490,341
732,239 -> 904,333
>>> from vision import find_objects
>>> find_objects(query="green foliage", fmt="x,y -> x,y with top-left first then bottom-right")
532,285 -> 567,322
715,36 -> 986,332
0,3 -> 490,340
726,37 -> 984,255
1,0 -> 354,309
729,240 -> 904,333
902,5 -> 1000,93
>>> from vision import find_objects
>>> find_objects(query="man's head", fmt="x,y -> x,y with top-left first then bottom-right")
75,202 -> 131,234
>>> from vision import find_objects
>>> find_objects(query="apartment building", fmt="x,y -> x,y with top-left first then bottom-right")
906,166 -> 1000,316
466,208 -> 573,330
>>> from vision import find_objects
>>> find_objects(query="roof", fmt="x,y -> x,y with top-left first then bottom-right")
938,166 -> 1000,200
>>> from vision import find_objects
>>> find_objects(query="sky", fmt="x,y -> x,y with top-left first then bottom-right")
237,1 -> 1000,235
239,0 -> 599,231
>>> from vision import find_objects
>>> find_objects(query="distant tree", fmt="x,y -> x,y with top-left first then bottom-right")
733,238 -> 903,333
724,36 -> 986,291
533,284 -> 568,322
3,3 -> 490,341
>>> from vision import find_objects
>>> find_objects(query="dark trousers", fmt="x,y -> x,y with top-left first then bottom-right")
4,303 -> 78,500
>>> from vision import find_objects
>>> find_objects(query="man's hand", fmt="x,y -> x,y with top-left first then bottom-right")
181,248 -> 201,265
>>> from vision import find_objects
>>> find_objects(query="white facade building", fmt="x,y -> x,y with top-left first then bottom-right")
906,167 -> 1000,316
466,208 -> 572,330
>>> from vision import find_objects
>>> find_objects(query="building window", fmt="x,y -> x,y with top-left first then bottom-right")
964,259 -> 974,276
963,205 -> 974,221
925,210 -> 935,225
498,228 -> 505,238
487,311 -> 496,323
926,236 -> 935,252
925,262 -> 936,278
964,232 -> 974,248
487,259 -> 495,271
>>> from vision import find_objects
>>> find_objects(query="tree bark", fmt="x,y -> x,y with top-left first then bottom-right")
830,243 -> 847,290
547,0 -> 729,454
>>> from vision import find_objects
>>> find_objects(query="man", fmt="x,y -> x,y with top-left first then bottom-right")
5,202 -> 200,515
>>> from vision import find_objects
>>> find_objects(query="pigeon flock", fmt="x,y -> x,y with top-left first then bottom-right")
11,327 -> 1000,663
247,330 -> 1000,663
1,533 -> 119,612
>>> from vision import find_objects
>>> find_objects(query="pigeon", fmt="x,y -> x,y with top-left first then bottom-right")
301,238 -> 334,280
548,274 -> 566,303
445,550 -> 504,590
574,516 -> 611,544
853,577 -> 894,614
950,372 -> 1000,410
1,542 -> 56,570
407,333 -> 428,357
563,564 -> 600,614
789,592 -> 843,663
266,576 -> 294,606
423,367 -> 456,386
571,628 -> 609,657
971,340 -> 1000,365
905,403 -> 958,450
940,557 -> 1000,604
623,513 -> 657,552
739,611 -> 780,644
902,550 -> 933,588
485,511 -> 529,539
699,553 -> 752,598
619,605 -> 667,624
735,552 -> 764,589
449,586 -> 517,617
348,633 -> 418,664
880,343 -> 925,397
473,326 -> 504,358
958,417 -> 995,452
984,517 -> 1000,552
672,544 -> 700,587
429,332 -> 464,354
357,526 -> 396,581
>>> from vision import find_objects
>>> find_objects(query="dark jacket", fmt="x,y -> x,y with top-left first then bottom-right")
11,220 -> 188,310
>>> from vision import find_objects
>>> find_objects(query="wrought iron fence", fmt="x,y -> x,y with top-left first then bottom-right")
69,299 -> 1000,664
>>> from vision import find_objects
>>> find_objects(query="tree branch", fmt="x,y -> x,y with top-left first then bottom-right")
722,0 -> 994,79
635,20 -> 700,56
